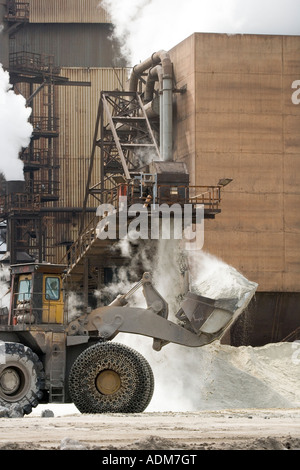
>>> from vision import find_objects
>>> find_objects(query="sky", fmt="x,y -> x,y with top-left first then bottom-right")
102,0 -> 300,65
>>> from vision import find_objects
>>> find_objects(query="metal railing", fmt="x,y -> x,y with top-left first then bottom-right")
0,185 -> 59,215
25,180 -> 60,197
21,149 -> 59,169
101,183 -> 221,210
31,116 -> 59,135
188,185 -> 221,210
60,217 -> 98,270
8,293 -> 64,326
9,51 -> 60,75
60,183 -> 221,271
0,193 -> 40,214
4,2 -> 29,22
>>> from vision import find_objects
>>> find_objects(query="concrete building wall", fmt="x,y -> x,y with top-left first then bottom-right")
170,33 -> 300,293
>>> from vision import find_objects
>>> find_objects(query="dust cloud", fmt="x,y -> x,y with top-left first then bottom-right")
98,239 -> 299,412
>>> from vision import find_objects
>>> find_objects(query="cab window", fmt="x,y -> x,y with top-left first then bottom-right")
18,279 -> 32,301
45,277 -> 60,301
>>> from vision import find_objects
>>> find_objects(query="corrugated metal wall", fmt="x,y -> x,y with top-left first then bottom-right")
51,67 -> 129,262
9,24 -> 123,68
29,0 -> 110,23
19,67 -> 129,262
0,4 -> 9,67
57,67 -> 128,207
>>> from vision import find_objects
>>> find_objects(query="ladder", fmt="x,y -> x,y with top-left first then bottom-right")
48,332 -> 66,403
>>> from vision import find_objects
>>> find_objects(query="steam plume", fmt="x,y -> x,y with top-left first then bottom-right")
0,64 -> 33,180
102,0 -> 300,65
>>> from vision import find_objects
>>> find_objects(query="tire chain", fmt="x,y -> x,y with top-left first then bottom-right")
68,342 -> 154,413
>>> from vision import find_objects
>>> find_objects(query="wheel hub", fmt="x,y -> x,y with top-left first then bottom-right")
0,368 -> 21,395
96,370 -> 121,395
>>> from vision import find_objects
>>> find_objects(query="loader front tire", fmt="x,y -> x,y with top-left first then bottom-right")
68,342 -> 154,414
0,342 -> 45,416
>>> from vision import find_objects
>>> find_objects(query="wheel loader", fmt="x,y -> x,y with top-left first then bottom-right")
0,261 -> 256,416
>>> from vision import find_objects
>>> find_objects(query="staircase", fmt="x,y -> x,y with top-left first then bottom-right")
61,216 -> 115,289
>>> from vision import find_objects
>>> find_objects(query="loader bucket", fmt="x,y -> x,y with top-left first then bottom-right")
177,287 -> 256,337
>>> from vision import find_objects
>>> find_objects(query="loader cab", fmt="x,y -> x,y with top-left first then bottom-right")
9,263 -> 66,326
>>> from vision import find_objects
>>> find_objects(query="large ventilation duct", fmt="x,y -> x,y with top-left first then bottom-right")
129,51 -> 173,162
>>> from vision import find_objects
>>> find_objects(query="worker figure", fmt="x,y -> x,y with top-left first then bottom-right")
142,183 -> 152,208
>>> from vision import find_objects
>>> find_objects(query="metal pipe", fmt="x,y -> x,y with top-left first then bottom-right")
141,99 -> 160,119
129,51 -> 173,162
128,52 -> 162,93
144,65 -> 163,103
144,65 -> 164,153
162,75 -> 173,162
160,52 -> 173,162
160,91 -> 164,157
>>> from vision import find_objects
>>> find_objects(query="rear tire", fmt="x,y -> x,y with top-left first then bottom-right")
68,342 -> 154,414
0,342 -> 45,416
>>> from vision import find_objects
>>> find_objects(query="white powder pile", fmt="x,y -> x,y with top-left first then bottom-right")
117,335 -> 300,411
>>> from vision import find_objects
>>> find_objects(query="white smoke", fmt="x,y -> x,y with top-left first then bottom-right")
0,64 -> 33,180
0,265 -> 10,310
102,0 -> 300,65
65,291 -> 85,322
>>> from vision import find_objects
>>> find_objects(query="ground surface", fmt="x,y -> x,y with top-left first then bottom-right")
1,340 -> 299,452
0,407 -> 300,451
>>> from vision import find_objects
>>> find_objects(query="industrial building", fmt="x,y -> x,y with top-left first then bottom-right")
0,1 -> 299,346
168,33 -> 300,345
0,0 -> 128,266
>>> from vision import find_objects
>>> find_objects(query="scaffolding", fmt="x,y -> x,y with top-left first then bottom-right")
1,48 -> 62,263
0,42 -> 91,264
